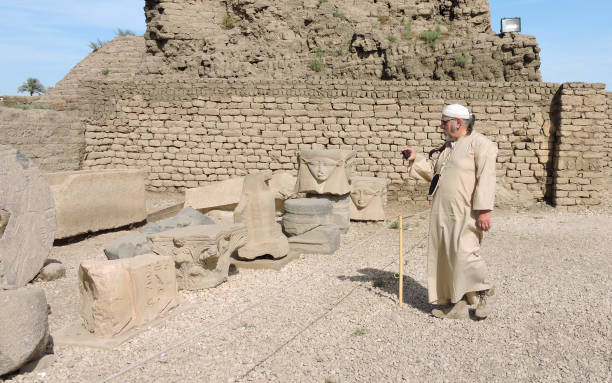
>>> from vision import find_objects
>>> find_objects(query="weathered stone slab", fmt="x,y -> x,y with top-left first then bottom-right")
296,149 -> 356,195
282,198 -> 332,236
45,169 -> 146,239
0,145 -> 55,288
78,253 -> 178,338
349,176 -> 387,221
0,287 -> 50,376
234,173 -> 289,260
307,193 -> 351,233
148,224 -> 247,290
288,225 -> 340,255
185,172 -> 296,215
141,207 -> 214,234
184,177 -> 244,212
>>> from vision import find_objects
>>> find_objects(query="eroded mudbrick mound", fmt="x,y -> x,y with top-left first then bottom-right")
48,0 -> 542,102
0,146 -> 56,288
142,0 -> 540,81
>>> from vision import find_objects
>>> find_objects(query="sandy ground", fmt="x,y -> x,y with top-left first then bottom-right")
3,198 -> 611,383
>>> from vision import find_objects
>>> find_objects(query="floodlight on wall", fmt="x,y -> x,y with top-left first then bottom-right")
501,18 -> 521,33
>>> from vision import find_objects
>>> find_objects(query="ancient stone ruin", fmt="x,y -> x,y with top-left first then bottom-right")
0,145 -> 55,288
148,223 -> 247,289
78,254 -> 178,338
350,176 -> 387,221
233,173 -> 289,260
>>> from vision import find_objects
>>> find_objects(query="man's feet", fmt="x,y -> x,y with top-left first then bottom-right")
431,299 -> 469,319
475,286 -> 495,319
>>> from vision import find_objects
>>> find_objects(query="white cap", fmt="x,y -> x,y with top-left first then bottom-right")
442,104 -> 470,119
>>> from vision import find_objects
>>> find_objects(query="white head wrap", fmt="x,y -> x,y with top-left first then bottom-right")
442,104 -> 470,120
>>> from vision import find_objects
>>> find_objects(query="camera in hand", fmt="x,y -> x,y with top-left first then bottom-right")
401,149 -> 410,159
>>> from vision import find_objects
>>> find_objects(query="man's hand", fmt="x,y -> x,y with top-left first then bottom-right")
401,147 -> 417,161
477,210 -> 492,231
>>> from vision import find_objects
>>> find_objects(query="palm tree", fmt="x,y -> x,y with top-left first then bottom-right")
18,78 -> 46,96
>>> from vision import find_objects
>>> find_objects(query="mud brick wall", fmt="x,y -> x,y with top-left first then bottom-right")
81,78 -> 578,205
552,83 -> 608,210
0,107 -> 85,171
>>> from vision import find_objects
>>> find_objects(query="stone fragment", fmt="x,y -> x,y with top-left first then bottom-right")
307,193 -> 351,233
142,207 -> 214,234
104,232 -> 150,260
78,254 -> 178,338
234,173 -> 289,260
268,172 -> 297,215
206,210 -> 235,225
282,198 -> 332,236
296,149 -> 356,195
0,287 -> 50,376
38,260 -> 66,281
288,225 -> 341,255
45,169 -> 146,239
0,145 -> 55,288
184,177 -> 244,212
148,224 -> 247,290
349,176 -> 387,221
184,172 -> 296,215
105,208 -> 214,261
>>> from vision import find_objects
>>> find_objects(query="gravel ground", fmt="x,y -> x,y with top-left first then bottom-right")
4,198 -> 611,383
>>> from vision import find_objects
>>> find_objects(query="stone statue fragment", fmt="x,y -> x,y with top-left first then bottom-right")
233,173 -> 289,260
296,149 -> 356,195
0,145 -> 56,288
349,176 -> 387,221
147,224 -> 247,290
78,253 -> 178,338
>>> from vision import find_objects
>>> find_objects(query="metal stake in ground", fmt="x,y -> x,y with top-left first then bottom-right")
399,215 -> 403,307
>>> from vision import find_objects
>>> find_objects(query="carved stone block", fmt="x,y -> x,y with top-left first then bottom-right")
296,149 -> 356,195
234,173 -> 289,260
0,146 -> 55,288
306,193 -> 351,233
147,224 -> 247,290
349,176 -> 387,221
282,198 -> 332,236
45,169 -> 146,239
78,254 -> 178,338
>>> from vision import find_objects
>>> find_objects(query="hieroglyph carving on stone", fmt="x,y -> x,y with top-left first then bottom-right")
349,176 -> 387,221
233,173 -> 289,260
0,145 -> 56,288
148,224 -> 247,290
296,149 -> 356,195
78,254 -> 178,338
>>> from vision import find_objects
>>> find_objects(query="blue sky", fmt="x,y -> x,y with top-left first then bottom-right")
0,0 -> 610,95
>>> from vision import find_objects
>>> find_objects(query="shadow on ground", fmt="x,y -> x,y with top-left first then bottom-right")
338,268 -> 431,313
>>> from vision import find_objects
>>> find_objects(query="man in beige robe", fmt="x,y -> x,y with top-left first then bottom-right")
402,104 -> 497,319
